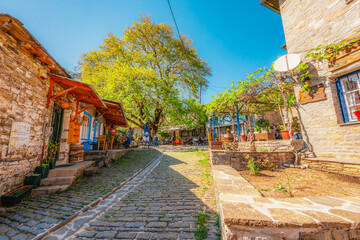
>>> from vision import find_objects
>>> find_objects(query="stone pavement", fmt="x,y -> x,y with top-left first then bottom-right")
47,151 -> 219,239
0,149 -> 162,240
212,165 -> 360,239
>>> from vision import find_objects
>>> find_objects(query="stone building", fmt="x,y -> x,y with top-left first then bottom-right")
0,14 -> 127,195
261,0 -> 360,170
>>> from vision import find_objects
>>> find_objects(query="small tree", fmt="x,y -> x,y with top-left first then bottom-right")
267,63 -> 312,164
233,68 -> 276,151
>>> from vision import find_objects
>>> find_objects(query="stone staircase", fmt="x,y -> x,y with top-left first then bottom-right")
84,150 -> 108,162
32,161 -> 95,196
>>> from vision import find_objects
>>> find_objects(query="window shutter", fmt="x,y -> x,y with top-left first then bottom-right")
336,80 -> 349,123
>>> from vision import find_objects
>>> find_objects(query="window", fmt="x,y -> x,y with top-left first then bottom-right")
81,111 -> 92,140
336,70 -> 360,123
93,119 -> 102,139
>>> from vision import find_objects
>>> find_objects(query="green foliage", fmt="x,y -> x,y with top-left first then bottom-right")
306,38 -> 359,61
256,118 -> 269,131
79,15 -> 210,133
274,172 -> 293,197
43,140 -> 60,164
196,213 -> 211,224
157,131 -> 171,139
259,149 -> 269,152
246,155 -> 260,175
194,224 -> 208,240
194,213 -> 211,240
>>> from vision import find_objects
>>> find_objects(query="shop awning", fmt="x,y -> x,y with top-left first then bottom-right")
96,99 -> 128,128
47,74 -> 107,109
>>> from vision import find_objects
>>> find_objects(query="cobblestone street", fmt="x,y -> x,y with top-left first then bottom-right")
47,150 -> 219,240
0,150 -> 162,240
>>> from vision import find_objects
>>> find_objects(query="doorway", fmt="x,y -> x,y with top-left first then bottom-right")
51,103 -> 64,161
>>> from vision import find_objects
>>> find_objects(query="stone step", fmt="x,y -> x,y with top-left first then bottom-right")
84,167 -> 100,177
48,161 -> 96,177
32,185 -> 70,196
40,176 -> 76,186
48,167 -> 79,177
84,155 -> 105,161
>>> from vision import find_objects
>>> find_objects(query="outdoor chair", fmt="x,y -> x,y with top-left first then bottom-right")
98,135 -> 107,150
108,136 -> 115,150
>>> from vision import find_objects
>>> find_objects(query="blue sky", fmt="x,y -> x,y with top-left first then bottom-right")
0,0 -> 286,103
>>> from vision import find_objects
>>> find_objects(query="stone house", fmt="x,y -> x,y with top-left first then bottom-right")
261,0 -> 360,172
0,14 -> 127,195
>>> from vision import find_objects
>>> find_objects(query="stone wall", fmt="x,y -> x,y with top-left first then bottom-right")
0,30 -> 71,195
301,158 -> 360,177
279,0 -> 360,161
237,139 -> 304,152
210,150 -> 295,170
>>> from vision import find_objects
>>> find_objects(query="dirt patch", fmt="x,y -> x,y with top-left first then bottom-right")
239,168 -> 360,198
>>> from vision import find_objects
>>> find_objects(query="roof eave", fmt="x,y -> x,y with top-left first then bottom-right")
259,0 -> 281,14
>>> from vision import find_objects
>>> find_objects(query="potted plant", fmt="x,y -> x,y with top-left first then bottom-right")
59,93 -> 71,109
279,125 -> 295,140
44,140 -> 60,170
24,174 -> 41,188
1,185 -> 33,207
354,106 -> 360,121
35,163 -> 49,179
240,134 -> 247,142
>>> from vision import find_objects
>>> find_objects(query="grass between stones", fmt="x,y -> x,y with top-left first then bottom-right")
194,213 -> 211,240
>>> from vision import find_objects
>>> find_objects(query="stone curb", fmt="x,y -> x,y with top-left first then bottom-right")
33,149 -> 165,240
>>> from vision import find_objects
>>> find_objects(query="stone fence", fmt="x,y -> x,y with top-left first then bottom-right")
237,139 -> 304,152
210,150 -> 295,170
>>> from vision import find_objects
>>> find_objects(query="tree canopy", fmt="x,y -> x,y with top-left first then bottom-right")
79,15 -> 210,134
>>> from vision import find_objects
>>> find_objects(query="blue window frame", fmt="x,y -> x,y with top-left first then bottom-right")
336,69 -> 360,123
93,119 -> 102,139
81,111 -> 93,140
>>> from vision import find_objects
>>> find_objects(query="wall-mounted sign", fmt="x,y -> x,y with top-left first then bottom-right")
299,84 -> 327,105
7,122 -> 31,156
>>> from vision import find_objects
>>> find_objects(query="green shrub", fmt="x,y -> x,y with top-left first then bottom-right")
246,155 -> 260,175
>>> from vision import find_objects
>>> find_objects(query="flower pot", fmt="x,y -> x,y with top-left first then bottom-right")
280,130 -> 290,140
24,174 -> 41,189
354,111 -> 360,121
43,165 -> 49,178
1,185 -> 33,207
240,135 -> 247,142
280,130 -> 295,140
49,159 -> 55,170
35,165 -> 49,179
60,102 -> 70,109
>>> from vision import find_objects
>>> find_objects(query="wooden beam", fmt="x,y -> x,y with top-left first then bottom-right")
76,105 -> 94,115
46,79 -> 54,109
50,74 -> 92,91
95,111 -> 109,119
75,96 -> 87,102
50,86 -> 77,100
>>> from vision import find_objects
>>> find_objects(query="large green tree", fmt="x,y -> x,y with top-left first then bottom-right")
79,15 -> 210,134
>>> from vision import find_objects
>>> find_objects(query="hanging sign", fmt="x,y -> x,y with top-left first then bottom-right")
7,122 -> 31,156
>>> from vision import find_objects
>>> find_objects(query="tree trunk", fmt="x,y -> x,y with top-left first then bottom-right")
278,104 -> 285,127
248,114 -> 256,151
217,113 -> 221,140
231,112 -> 236,140
279,78 -> 298,164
